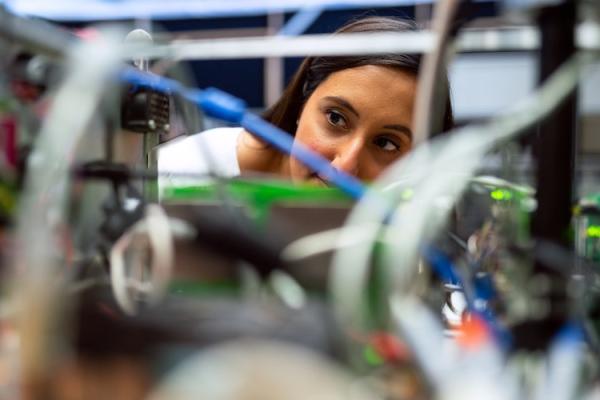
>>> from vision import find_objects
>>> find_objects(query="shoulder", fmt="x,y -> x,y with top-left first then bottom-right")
158,126 -> 243,179
196,126 -> 243,142
237,129 -> 284,175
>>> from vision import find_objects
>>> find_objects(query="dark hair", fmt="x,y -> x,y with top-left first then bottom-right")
263,16 -> 454,137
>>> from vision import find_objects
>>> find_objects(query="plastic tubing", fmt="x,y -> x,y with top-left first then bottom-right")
329,51 -> 590,372
13,31 -> 123,382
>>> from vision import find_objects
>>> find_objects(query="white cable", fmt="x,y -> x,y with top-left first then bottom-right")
144,204 -> 175,304
534,330 -> 585,400
120,25 -> 600,62
11,29 -> 123,378
470,175 -> 535,195
125,31 -> 434,61
281,224 -> 374,262
389,295 -> 451,384
110,204 -> 174,315
382,51 -> 588,296
280,175 -> 527,263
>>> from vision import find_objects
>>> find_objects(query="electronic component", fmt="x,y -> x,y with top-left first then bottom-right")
121,84 -> 170,135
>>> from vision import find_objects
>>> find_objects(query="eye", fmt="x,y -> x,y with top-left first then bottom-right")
325,109 -> 348,129
373,136 -> 400,152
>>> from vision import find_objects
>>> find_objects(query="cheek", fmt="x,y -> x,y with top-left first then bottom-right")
294,119 -> 336,160
288,120 -> 336,181
359,151 -> 402,181
360,162 -> 384,182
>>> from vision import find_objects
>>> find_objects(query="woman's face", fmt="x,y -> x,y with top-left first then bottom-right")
288,64 -> 417,185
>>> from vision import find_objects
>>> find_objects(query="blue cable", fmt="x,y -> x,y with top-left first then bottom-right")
422,245 -> 512,349
421,245 -> 461,286
240,113 -> 367,199
120,68 -> 368,199
553,322 -> 584,346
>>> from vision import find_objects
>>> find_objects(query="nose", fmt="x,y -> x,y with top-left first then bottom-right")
330,136 -> 364,177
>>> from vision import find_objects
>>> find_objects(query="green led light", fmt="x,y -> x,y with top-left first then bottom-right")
363,345 -> 384,366
490,189 -> 513,201
400,188 -> 414,201
587,225 -> 600,238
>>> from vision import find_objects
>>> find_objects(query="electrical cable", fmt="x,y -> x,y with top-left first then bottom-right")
280,197 -> 476,263
421,245 -> 511,346
281,222 -> 510,340
0,5 -> 76,60
7,15 -> 596,396
11,31 -> 123,384
73,161 -> 214,182
329,51 -> 593,377
533,323 -> 585,400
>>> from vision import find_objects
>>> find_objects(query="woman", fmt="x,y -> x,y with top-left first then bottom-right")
159,16 -> 453,187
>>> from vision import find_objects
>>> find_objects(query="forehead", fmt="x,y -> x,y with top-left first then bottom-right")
308,65 -> 417,119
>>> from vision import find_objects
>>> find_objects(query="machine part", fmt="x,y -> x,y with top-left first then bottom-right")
330,50 -> 590,368
11,30 -> 121,388
121,86 -> 170,136
110,204 -> 174,315
575,193 -> 600,263
525,0 -> 578,351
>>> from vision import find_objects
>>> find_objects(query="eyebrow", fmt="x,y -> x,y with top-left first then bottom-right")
323,96 -> 413,139
323,96 -> 360,118
383,124 -> 413,139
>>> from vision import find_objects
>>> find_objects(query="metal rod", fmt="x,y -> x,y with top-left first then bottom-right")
123,27 -> 545,62
5,0 -> 436,21
0,5 -> 76,59
521,0 -> 578,352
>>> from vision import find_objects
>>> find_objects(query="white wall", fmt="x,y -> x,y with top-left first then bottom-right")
449,52 -> 600,152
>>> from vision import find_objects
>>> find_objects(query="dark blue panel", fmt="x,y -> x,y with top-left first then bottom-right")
190,59 -> 264,108
283,7 -> 417,85
160,15 -> 268,32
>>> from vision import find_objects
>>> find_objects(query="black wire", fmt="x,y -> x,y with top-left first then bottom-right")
72,161 -> 213,182
447,230 -> 468,251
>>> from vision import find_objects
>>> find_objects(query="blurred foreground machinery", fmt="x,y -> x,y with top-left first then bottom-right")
1,0 -> 600,399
